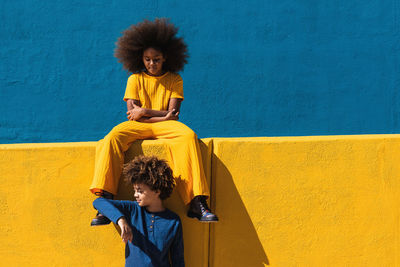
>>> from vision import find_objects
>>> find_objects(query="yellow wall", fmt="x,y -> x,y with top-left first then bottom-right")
1,135 -> 400,266
0,140 -> 210,267
211,135 -> 400,266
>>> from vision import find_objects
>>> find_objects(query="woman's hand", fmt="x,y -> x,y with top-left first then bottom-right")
117,217 -> 133,244
165,109 -> 179,121
127,104 -> 145,121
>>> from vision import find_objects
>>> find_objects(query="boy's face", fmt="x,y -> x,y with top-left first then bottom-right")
142,48 -> 166,76
133,183 -> 160,207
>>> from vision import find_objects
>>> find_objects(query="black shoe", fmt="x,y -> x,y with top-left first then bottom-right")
187,196 -> 219,222
90,212 -> 111,226
90,191 -> 113,226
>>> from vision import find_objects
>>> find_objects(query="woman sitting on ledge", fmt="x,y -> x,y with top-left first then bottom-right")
89,18 -> 218,225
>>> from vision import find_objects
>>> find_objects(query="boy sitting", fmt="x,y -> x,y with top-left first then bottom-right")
93,155 -> 184,267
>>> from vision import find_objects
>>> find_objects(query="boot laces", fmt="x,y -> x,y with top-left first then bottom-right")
199,197 -> 210,215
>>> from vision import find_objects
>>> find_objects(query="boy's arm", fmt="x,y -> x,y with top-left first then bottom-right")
93,198 -> 132,223
117,217 -> 133,244
170,220 -> 185,267
93,198 -> 134,243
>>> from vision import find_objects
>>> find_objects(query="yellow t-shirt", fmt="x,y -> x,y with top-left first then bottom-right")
123,72 -> 184,111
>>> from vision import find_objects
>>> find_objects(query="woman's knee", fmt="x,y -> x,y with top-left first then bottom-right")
170,122 -> 197,139
181,128 -> 197,140
105,123 -> 128,142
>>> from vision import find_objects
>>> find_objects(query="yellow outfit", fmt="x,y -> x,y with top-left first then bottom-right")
90,72 -> 209,204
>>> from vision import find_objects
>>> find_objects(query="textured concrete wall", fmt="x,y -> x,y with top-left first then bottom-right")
1,136 -> 400,266
1,1 -> 400,143
0,140 -> 211,267
211,135 -> 400,266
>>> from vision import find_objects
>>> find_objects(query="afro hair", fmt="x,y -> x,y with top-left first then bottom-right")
123,155 -> 176,200
115,18 -> 188,73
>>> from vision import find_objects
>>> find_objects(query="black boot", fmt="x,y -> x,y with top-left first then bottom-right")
187,196 -> 219,222
90,191 -> 113,226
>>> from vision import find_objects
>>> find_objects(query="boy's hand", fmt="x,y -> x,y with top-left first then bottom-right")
127,104 -> 145,121
117,217 -> 133,244
165,109 -> 179,120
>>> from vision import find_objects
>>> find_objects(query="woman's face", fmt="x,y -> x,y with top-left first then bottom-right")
142,48 -> 166,76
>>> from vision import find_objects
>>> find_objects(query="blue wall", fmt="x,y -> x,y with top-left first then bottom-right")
1,0 -> 399,143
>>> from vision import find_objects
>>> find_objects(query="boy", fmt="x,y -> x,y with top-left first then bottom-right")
93,155 -> 184,267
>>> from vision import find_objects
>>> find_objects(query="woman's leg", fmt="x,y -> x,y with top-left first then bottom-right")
90,120 -> 154,226
152,120 -> 218,222
152,120 -> 209,203
90,120 -> 153,195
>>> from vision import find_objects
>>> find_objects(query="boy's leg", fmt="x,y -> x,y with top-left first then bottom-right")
90,120 -> 153,226
152,120 -> 218,222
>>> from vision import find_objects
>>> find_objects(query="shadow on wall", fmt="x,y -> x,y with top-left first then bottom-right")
211,154 -> 269,266
117,140 -> 144,200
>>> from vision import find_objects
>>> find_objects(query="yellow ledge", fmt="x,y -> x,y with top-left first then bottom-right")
1,134 -> 400,266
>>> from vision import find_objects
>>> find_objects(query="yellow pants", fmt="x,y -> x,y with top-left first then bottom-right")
89,120 -> 210,205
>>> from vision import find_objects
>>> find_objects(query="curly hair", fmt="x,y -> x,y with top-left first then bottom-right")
123,155 -> 176,200
115,18 -> 189,73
